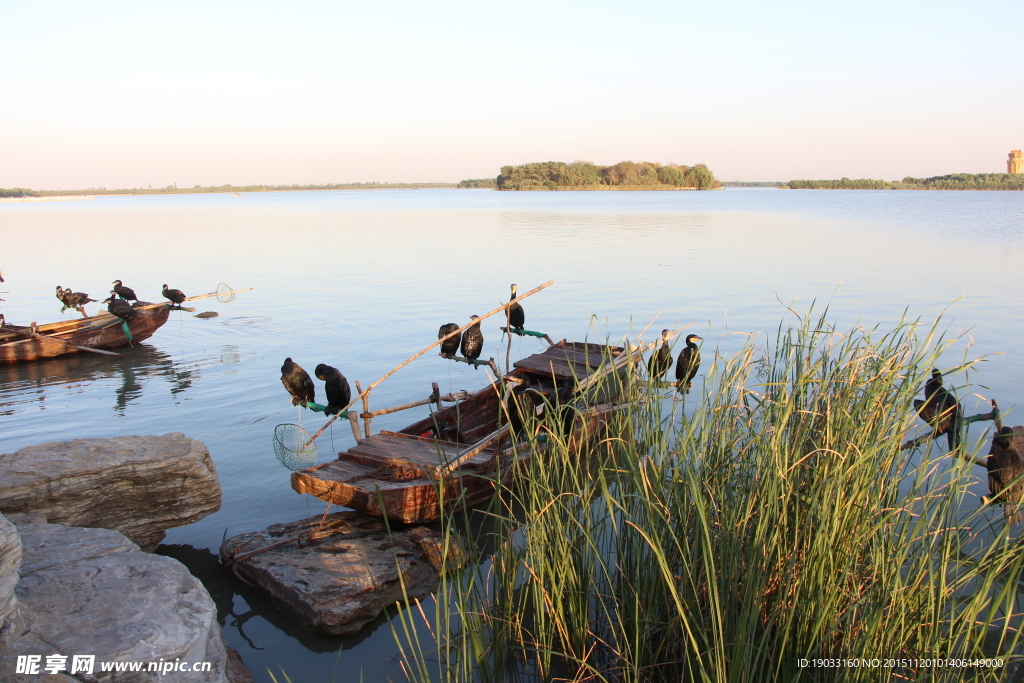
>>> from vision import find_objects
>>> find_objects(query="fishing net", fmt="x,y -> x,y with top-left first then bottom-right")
273,423 -> 317,471
216,283 -> 236,304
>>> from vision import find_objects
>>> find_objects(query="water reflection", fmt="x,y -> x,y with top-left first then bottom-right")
0,342 -> 246,415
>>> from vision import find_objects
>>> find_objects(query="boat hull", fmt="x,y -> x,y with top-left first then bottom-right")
291,341 -> 631,524
0,304 -> 171,363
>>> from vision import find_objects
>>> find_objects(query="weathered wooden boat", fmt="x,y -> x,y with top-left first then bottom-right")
0,303 -> 170,363
291,341 -> 637,524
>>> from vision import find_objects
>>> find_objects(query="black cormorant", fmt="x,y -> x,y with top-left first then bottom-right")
112,280 -> 138,302
675,334 -> 703,392
162,284 -> 187,306
63,288 -> 96,313
508,284 -> 525,332
315,363 -> 351,416
438,323 -> 461,358
101,292 -> 138,321
913,368 -> 963,450
648,329 -> 672,380
55,285 -> 68,310
982,400 -> 1024,525
461,315 -> 484,363
281,358 -> 315,407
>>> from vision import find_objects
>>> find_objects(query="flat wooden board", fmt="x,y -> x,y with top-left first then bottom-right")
341,433 -> 495,470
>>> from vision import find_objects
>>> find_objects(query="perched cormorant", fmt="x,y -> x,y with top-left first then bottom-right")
315,364 -> 351,416
982,400 -> 1024,525
62,288 -> 96,313
913,368 -> 963,450
438,323 -> 461,358
461,315 -> 484,363
112,280 -> 138,302
675,334 -> 703,392
281,358 -> 315,407
508,284 -> 525,332
55,285 -> 69,310
162,284 -> 187,306
101,292 -> 138,321
648,329 -> 672,380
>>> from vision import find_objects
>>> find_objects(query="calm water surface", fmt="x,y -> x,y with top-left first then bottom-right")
2,188 -> 1023,680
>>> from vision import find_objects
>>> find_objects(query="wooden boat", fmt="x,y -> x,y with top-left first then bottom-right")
0,303 -> 170,363
291,341 -> 636,524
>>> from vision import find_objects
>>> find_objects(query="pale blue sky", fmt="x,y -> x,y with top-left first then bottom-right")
1,0 -> 1020,187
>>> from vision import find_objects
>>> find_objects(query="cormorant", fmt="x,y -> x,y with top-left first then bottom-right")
315,364 -> 351,416
438,323 -> 461,358
162,284 -> 187,306
112,280 -> 138,302
461,315 -> 484,363
55,285 -> 69,310
648,329 -> 672,380
63,288 -> 96,314
675,334 -> 703,392
281,358 -> 315,407
982,400 -> 1024,525
913,368 -> 963,450
101,292 -> 138,321
508,284 -> 525,332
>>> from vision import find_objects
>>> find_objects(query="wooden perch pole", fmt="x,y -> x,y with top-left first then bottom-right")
303,280 -> 555,447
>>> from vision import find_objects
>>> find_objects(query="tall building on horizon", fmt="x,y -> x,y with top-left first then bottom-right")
1009,150 -> 1023,174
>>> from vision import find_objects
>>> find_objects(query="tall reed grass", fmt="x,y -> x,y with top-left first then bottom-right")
393,311 -> 1024,682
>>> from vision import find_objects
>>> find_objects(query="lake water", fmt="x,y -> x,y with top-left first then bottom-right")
1,188 -> 1023,680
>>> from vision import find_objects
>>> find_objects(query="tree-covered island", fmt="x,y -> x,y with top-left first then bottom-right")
464,161 -> 721,191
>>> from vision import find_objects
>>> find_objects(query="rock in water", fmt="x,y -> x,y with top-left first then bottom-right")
220,512 -> 465,635
195,311 -> 219,319
0,433 -> 221,550
0,521 -> 242,682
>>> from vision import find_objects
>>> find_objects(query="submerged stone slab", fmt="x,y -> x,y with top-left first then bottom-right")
220,512 -> 463,635
0,523 -> 240,682
0,433 -> 222,550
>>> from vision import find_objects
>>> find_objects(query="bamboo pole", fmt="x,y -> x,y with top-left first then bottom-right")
302,280 -> 554,447
348,410 -> 363,444
437,424 -> 511,476
358,391 -> 468,419
130,287 -> 253,313
355,380 -> 371,438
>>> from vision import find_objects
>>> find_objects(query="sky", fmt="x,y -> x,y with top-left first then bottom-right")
0,0 -> 1021,188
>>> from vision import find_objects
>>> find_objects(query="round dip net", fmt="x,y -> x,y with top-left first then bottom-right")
273,423 -> 317,471
216,282 -> 236,304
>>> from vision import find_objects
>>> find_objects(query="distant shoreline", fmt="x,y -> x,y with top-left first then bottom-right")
0,183 -> 457,201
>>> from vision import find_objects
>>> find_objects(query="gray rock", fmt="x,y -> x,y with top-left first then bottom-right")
0,513 -> 20,624
0,523 -> 240,682
220,512 -> 459,635
0,434 -> 221,550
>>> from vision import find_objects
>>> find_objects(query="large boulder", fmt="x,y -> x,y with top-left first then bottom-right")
0,522 -> 240,682
221,512 -> 465,635
0,513 -> 25,654
0,434 -> 221,550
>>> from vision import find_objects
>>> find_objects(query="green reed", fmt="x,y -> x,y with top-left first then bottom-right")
392,310 -> 1024,682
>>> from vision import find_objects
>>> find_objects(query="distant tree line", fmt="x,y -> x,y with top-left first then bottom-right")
783,173 -> 1024,191
721,181 -> 783,187
457,178 -> 497,188
492,161 -> 721,191
1,182 -> 457,198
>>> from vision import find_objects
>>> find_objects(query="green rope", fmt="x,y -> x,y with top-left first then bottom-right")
501,326 -> 547,339
120,320 -> 133,342
303,401 -> 349,418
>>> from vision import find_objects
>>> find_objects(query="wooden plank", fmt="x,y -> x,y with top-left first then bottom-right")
514,355 -> 589,380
